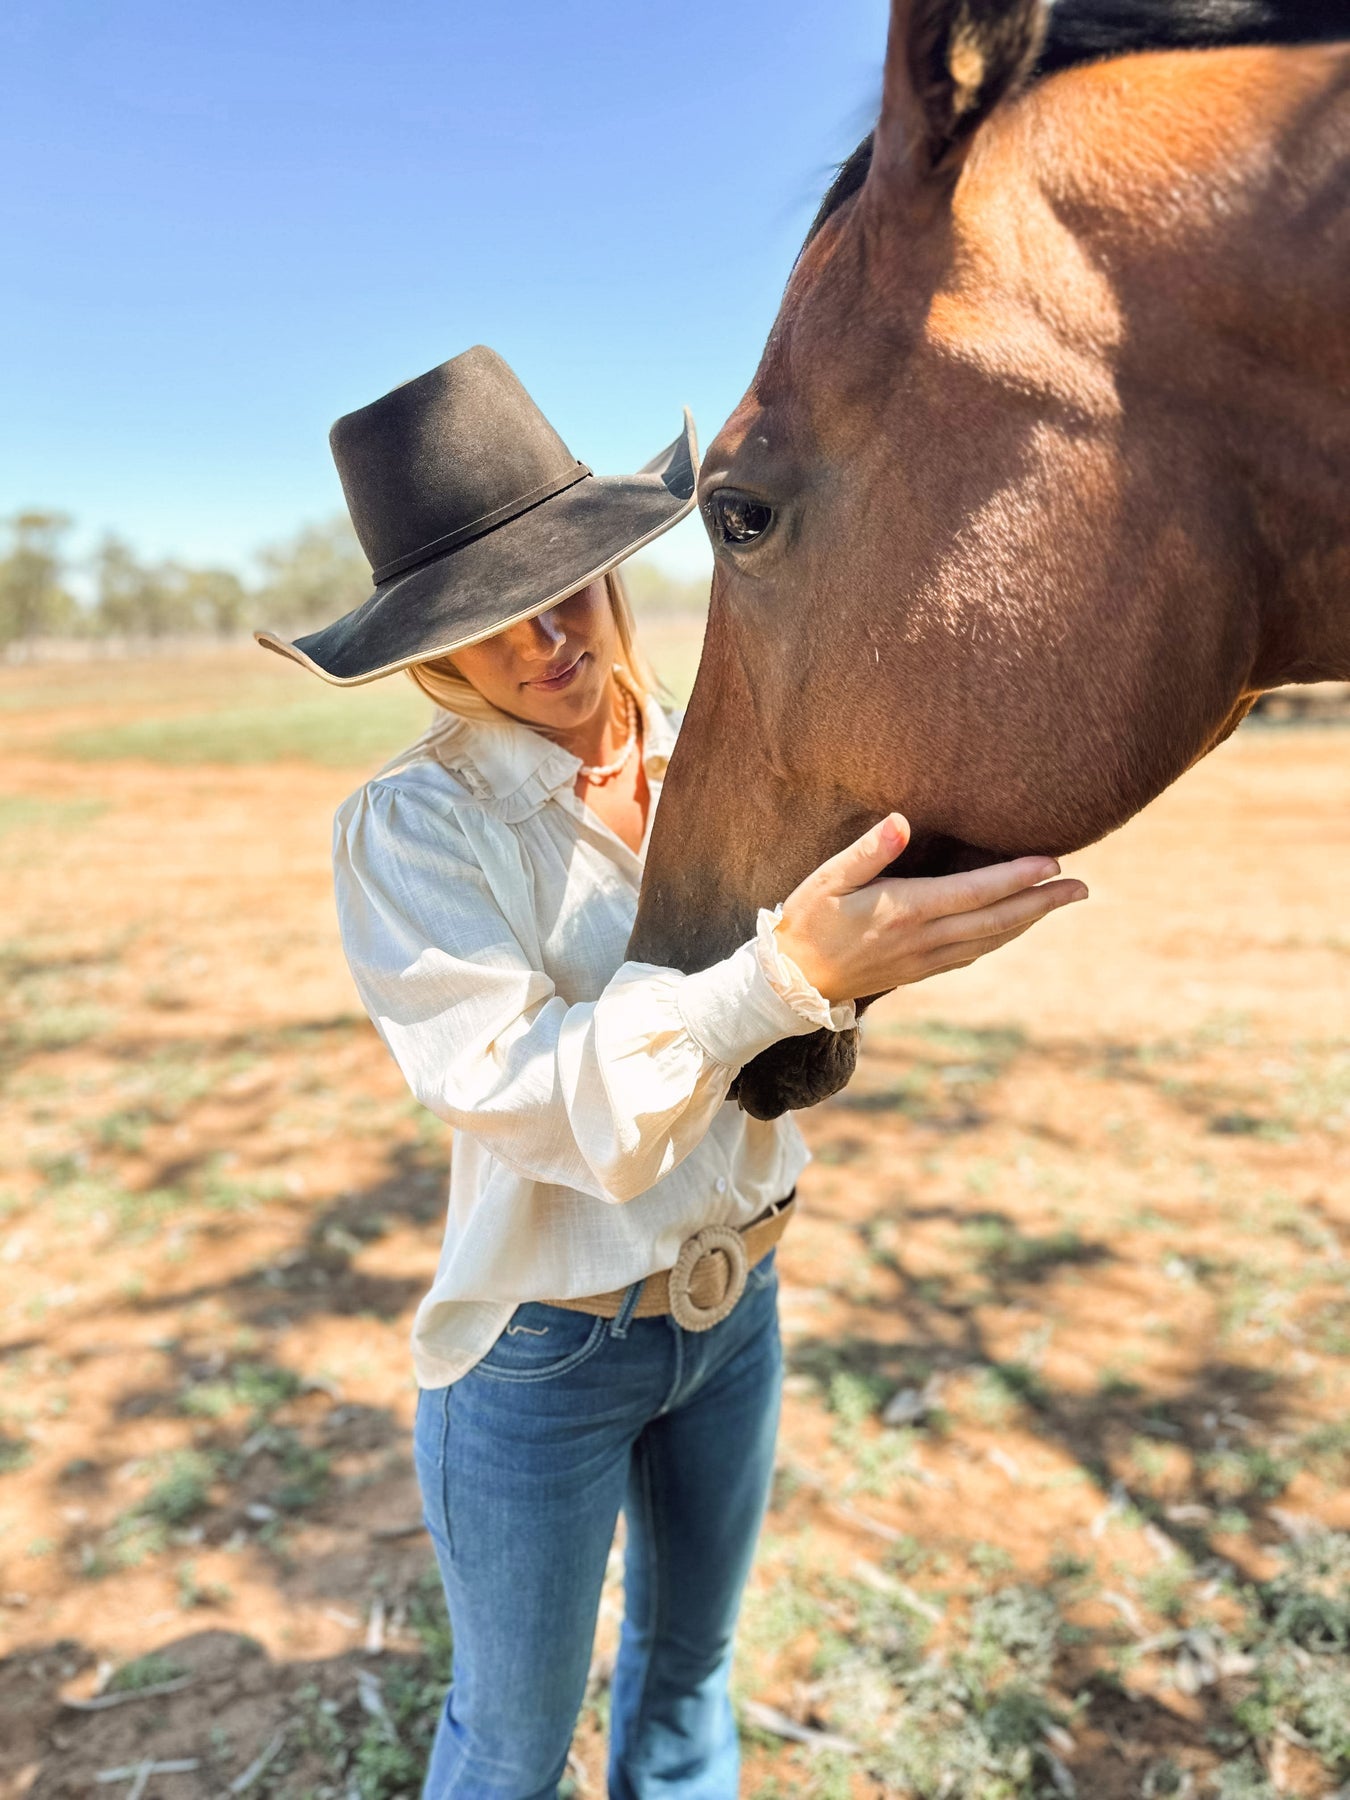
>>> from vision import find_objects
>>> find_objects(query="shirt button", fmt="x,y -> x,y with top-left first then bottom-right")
715,1178 -> 728,1195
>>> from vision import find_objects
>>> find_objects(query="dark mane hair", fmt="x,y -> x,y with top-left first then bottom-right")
804,0 -> 1349,246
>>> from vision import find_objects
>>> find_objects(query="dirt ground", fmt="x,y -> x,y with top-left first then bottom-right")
1,648 -> 1347,1799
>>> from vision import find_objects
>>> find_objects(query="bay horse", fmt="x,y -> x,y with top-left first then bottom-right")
628,0 -> 1350,1119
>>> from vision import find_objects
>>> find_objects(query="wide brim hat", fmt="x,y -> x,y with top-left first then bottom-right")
255,345 -> 699,686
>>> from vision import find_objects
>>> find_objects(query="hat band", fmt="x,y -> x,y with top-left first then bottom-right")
371,462 -> 593,586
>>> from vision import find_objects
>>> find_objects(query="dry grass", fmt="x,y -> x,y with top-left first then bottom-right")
0,642 -> 1346,1798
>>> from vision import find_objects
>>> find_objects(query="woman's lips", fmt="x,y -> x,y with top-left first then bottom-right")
526,652 -> 586,692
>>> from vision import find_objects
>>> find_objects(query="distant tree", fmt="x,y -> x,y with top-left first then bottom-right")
1,510 -> 376,647
93,534 -> 194,638
0,511 -> 76,648
254,515 -> 369,630
174,565 -> 250,637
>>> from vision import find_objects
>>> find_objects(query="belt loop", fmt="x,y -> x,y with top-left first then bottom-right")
609,1277 -> 645,1339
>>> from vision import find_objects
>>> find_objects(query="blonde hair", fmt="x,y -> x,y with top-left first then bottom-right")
406,568 -> 660,722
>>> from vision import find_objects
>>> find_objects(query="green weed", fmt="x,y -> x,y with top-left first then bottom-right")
175,1559 -> 232,1609
107,1651 -> 187,1693
142,1449 -> 217,1524
827,1369 -> 888,1427
969,1542 -> 1016,1580
962,1217 -> 1096,1283
0,1432 -> 33,1475
262,1429 -> 330,1513
1199,1445 -> 1297,1504
179,1359 -> 301,1425
13,1004 -> 111,1052
1140,1561 -> 1194,1624
970,1362 -> 1050,1425
1209,1755 -> 1278,1799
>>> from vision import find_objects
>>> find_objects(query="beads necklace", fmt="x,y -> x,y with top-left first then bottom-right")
577,673 -> 640,783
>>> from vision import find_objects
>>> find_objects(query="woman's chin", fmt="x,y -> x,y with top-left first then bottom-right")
514,669 -> 607,730
551,670 -> 611,723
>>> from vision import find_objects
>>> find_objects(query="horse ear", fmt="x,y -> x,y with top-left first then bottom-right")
871,0 -> 1046,188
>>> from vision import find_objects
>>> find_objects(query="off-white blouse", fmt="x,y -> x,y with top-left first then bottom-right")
332,691 -> 856,1388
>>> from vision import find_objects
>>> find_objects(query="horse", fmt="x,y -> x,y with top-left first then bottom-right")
627,0 -> 1350,1120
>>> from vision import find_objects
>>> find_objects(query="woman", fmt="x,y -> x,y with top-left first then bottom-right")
257,346 -> 1086,1799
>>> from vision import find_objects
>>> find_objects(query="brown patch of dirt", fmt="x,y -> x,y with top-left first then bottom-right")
1,656 -> 1347,1797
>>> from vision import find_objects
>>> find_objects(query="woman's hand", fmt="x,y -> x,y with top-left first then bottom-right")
773,813 -> 1088,1004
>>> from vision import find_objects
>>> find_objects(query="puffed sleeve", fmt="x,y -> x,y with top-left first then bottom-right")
333,779 -> 854,1204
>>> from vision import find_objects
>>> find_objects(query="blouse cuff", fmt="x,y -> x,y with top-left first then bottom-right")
674,910 -> 856,1071
754,904 -> 857,1033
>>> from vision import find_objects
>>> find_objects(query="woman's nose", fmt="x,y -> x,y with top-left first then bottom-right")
516,611 -> 566,659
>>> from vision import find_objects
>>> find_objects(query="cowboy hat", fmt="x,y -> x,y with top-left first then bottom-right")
254,345 -> 698,685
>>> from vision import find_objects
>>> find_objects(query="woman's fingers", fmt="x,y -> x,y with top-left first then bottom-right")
916,884 -> 1086,979
922,876 -> 1087,947
904,855 -> 1068,920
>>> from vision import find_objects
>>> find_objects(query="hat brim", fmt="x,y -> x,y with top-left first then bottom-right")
255,410 -> 699,686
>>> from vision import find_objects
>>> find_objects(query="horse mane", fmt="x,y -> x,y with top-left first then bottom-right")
803,0 -> 1349,247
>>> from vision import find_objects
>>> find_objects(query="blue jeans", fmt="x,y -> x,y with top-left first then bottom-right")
412,1249 -> 783,1800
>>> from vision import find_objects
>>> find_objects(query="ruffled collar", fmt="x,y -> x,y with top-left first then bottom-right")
377,684 -> 678,824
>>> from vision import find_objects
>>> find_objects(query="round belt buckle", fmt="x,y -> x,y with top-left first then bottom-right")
668,1225 -> 749,1333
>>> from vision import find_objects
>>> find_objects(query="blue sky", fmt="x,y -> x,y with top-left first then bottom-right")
3,0 -> 890,581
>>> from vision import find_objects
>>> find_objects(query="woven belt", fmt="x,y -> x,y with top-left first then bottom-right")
544,1193 -> 795,1333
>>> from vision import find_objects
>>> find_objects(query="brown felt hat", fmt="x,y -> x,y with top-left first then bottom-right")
254,345 -> 698,685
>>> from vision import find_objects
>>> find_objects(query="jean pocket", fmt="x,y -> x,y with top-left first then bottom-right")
413,1384 -> 451,1470
472,1302 -> 608,1383
412,1385 -> 455,1556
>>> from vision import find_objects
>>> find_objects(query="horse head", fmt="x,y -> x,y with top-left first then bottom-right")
630,0 -> 1350,1119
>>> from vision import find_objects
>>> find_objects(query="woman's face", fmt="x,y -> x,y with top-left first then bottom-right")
449,579 -> 619,731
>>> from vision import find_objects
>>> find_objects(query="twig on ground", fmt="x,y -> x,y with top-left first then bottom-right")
355,1667 -> 394,1736
1101,1720 -> 1144,1764
371,1520 -> 425,1541
227,1728 -> 287,1795
850,1558 -> 944,1623
742,1698 -> 859,1755
364,1594 -> 386,1655
1143,1523 -> 1177,1563
98,1760 -> 200,1799
1045,1747 -> 1077,1796
1090,1479 -> 1131,1539
882,1374 -> 944,1428
987,1445 -> 1022,1483
828,1497 -> 905,1542
64,1678 -> 194,1711
1101,1589 -> 1145,1636
1269,1507 -> 1319,1541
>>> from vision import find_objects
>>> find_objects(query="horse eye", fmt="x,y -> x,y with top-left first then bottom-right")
705,489 -> 774,548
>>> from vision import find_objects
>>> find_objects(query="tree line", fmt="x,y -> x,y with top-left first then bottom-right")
0,510 -> 712,655
0,510 -> 371,652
